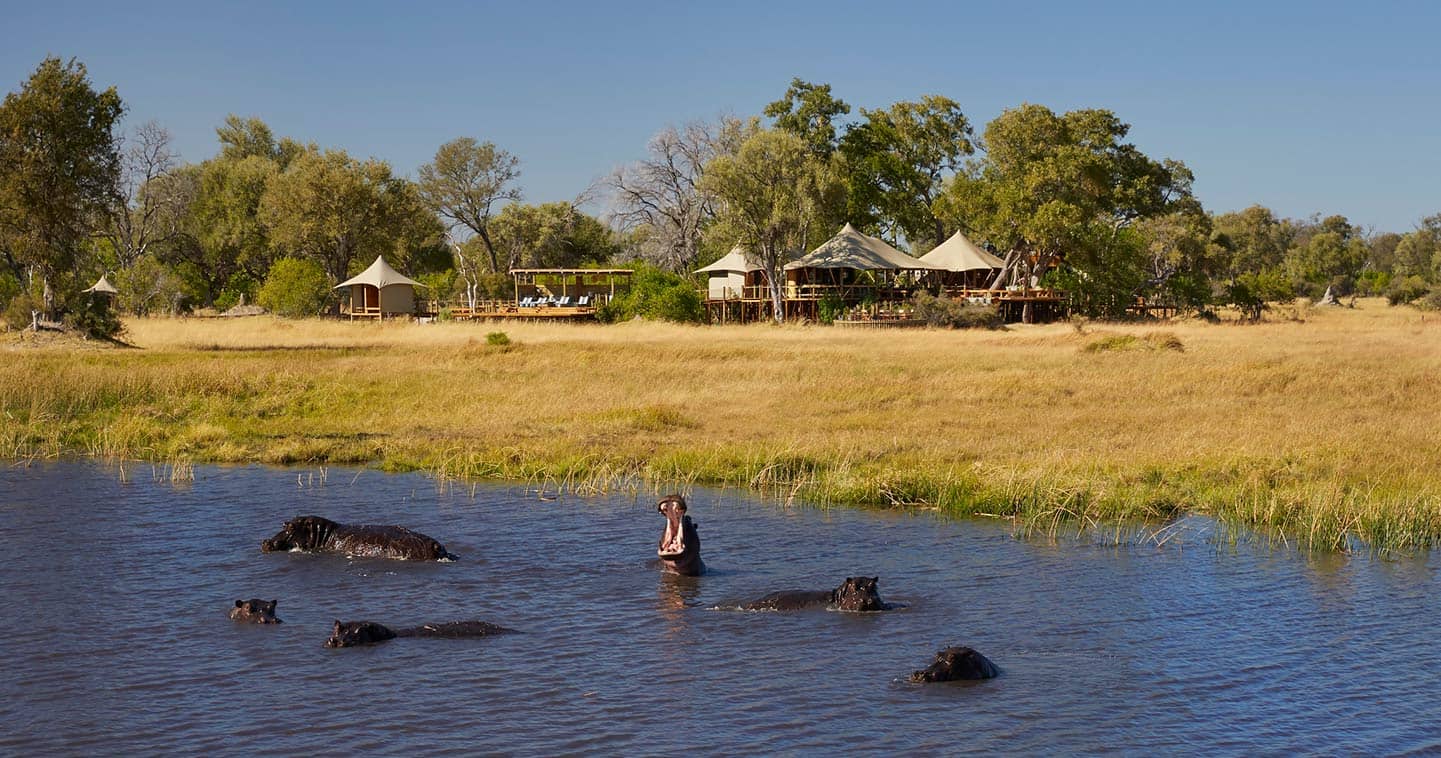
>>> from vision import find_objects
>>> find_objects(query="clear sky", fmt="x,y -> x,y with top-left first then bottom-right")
5,0 -> 1438,232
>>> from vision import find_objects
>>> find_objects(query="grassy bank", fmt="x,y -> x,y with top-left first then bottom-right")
4,300 -> 1440,552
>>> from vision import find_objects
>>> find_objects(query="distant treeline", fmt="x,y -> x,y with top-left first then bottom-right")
2,59 -> 1439,332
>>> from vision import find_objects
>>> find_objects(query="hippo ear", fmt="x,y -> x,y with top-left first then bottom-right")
235,600 -> 245,608
332,619 -> 342,633
268,600 -> 278,610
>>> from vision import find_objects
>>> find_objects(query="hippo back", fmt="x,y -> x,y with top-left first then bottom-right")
739,590 -> 834,611
329,524 -> 454,561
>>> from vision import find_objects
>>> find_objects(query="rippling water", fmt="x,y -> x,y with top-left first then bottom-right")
3,461 -> 1440,754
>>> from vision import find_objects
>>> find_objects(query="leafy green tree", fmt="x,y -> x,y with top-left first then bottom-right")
1284,230 -> 1367,295
764,78 -> 851,158
939,104 -> 1194,321
256,257 -> 329,317
215,114 -> 306,169
261,148 -> 437,285
700,128 -> 845,322
417,137 -> 521,273
174,156 -> 277,302
840,95 -> 974,249
491,202 -> 618,269
1228,267 -> 1294,320
1212,205 -> 1295,277
0,56 -> 124,320
1391,216 -> 1441,281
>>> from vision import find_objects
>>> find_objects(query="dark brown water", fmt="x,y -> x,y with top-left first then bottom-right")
4,461 -> 1440,755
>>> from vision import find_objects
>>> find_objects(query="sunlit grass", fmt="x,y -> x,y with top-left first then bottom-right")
3,300 -> 1439,552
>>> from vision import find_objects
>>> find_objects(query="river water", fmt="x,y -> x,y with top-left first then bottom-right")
3,461 -> 1439,755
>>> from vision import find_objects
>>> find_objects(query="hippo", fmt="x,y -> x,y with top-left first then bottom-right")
656,494 -> 704,576
324,619 -> 513,648
229,598 -> 282,624
909,646 -> 999,682
736,576 -> 893,612
261,515 -> 457,561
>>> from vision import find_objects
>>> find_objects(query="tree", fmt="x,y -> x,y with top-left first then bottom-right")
216,114 -> 305,169
0,57 -> 124,320
701,128 -> 844,322
840,95 -> 974,249
764,78 -> 851,158
260,148 -> 436,285
417,137 -> 521,273
173,155 -> 277,304
608,119 -> 747,272
491,202 -> 617,270
1211,205 -> 1295,276
104,121 -> 189,271
938,104 -> 1195,321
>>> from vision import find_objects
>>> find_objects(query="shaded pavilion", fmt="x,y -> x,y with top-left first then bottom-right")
919,229 -> 1006,289
334,256 -> 424,319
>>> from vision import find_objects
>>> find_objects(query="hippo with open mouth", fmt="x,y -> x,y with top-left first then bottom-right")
324,619 -> 513,648
261,515 -> 457,561
909,646 -> 999,682
735,576 -> 893,612
656,494 -> 704,576
229,598 -> 282,624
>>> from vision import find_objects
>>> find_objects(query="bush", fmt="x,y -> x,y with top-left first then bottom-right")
596,264 -> 705,324
1416,286 -> 1441,311
485,331 -> 510,346
911,291 -> 1003,329
3,292 -> 40,330
1082,332 -> 1184,353
257,258 -> 330,318
817,293 -> 845,324
1385,275 -> 1431,306
66,293 -> 123,339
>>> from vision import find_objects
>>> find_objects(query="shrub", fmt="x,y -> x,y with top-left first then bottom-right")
597,264 -> 705,324
485,331 -> 511,346
1416,286 -> 1441,311
911,291 -> 1003,329
257,258 -> 330,318
1082,332 -> 1184,353
817,293 -> 845,324
66,293 -> 123,339
1385,275 -> 1431,306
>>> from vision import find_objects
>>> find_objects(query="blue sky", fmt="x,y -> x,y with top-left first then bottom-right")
5,0 -> 1438,232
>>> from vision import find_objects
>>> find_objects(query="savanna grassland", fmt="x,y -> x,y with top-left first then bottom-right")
4,300 -> 1439,551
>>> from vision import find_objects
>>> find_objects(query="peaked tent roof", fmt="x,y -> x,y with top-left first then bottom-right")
695,245 -> 767,274
83,274 -> 119,294
334,256 -> 425,290
785,223 -> 944,271
919,229 -> 1006,272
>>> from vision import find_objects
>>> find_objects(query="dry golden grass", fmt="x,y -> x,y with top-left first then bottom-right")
4,300 -> 1440,550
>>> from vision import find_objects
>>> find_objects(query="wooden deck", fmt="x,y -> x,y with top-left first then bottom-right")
449,303 -> 598,321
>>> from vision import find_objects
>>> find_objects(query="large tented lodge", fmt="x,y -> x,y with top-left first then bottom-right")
697,223 -> 1064,323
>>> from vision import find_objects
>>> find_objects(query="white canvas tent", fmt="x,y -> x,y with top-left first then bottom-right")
785,223 -> 943,272
696,245 -> 767,300
334,256 -> 424,317
82,274 -> 119,296
920,229 -> 1006,272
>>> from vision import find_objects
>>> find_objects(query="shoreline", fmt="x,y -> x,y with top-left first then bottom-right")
4,303 -> 1439,552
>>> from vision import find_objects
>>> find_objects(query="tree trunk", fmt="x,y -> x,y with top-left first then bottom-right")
767,269 -> 785,324
477,227 -> 500,273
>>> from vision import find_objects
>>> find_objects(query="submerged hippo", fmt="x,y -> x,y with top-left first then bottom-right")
736,576 -> 893,612
261,516 -> 457,561
324,619 -> 513,648
229,598 -> 282,624
909,646 -> 999,682
656,494 -> 704,576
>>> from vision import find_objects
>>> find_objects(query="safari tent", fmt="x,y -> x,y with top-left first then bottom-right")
919,229 -> 1006,289
695,245 -> 767,300
334,256 -> 424,319
82,274 -> 119,297
784,223 -> 942,294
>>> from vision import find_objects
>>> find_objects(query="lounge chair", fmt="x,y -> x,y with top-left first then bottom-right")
577,295 -> 590,307
557,296 -> 572,307
519,297 -> 534,307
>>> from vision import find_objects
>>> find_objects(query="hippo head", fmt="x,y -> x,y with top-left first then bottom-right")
261,516 -> 337,553
230,598 -> 282,624
656,494 -> 702,575
324,620 -> 398,648
831,576 -> 889,612
909,646 -> 999,682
